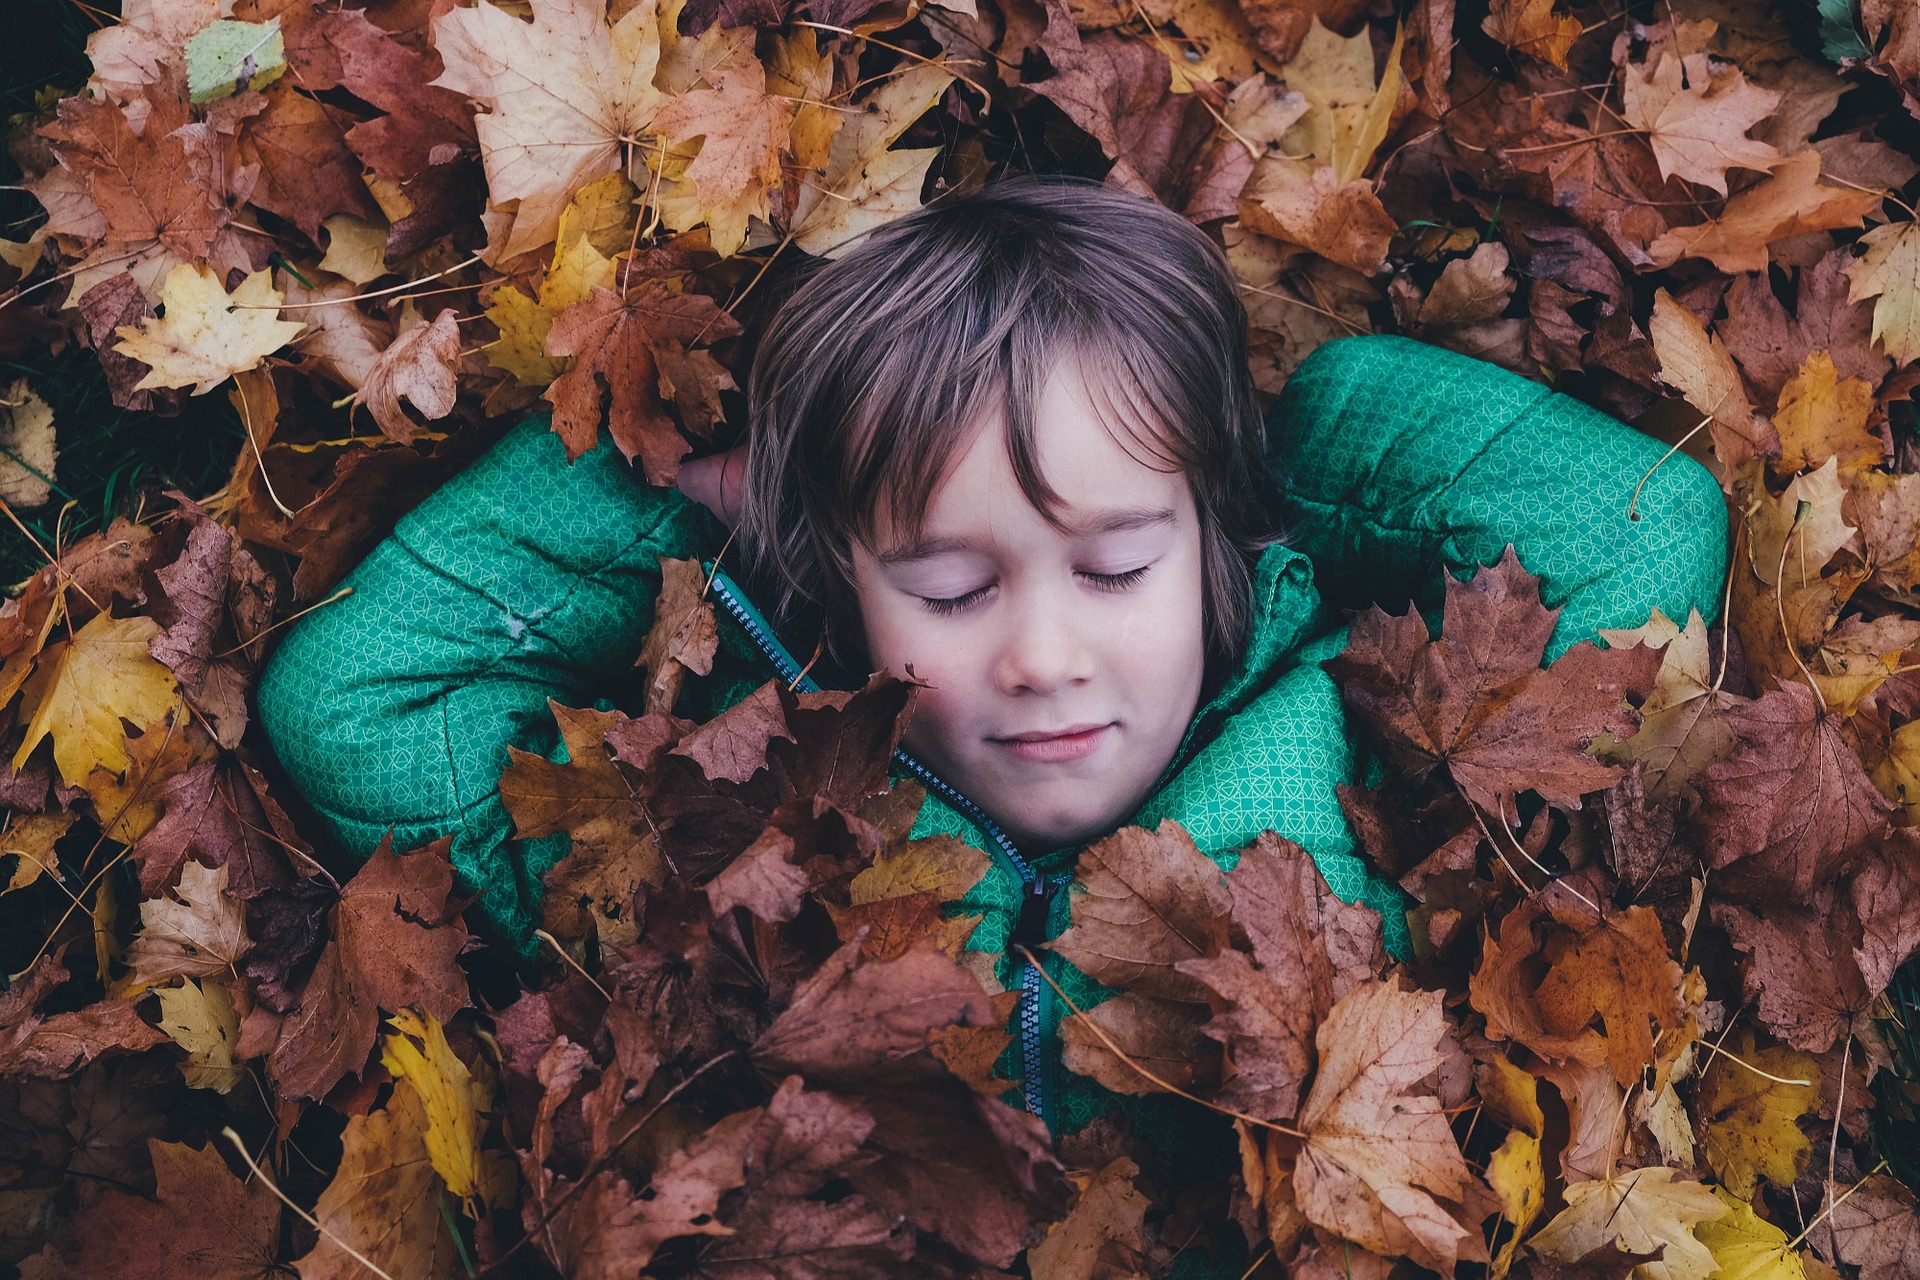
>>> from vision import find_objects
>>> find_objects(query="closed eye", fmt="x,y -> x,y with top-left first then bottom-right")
1082,565 -> 1151,592
918,565 -> 1153,615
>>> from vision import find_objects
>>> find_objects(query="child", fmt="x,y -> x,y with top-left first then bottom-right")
256,174 -> 1727,1209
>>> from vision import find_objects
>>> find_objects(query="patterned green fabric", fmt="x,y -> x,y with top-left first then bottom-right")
256,335 -> 1728,1277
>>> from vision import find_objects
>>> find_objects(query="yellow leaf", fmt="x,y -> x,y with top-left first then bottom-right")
1487,1130 -> 1543,1279
790,63 -> 952,259
847,835 -> 990,906
1529,1167 -> 1728,1280
13,612 -> 181,787
153,977 -> 244,1093
298,1075 -> 466,1279
1279,18 -> 1404,185
1774,350 -> 1882,478
557,169 -> 640,260
1871,718 -> 1920,823
112,265 -> 305,396
1697,1029 -> 1819,1197
2,810 -> 77,896
764,27 -> 841,174
380,1008 -> 507,1214
483,177 -> 624,386
316,214 -> 391,286
1844,220 -> 1920,365
1696,1189 -> 1807,1280
1481,0 -> 1582,70
0,379 -> 56,508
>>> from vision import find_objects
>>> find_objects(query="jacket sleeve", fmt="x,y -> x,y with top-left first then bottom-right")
1267,334 -> 1729,659
254,416 -> 719,950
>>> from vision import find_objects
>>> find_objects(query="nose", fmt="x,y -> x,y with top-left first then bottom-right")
992,585 -> 1096,695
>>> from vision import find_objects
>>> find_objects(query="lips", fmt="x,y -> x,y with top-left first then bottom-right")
990,722 -> 1113,763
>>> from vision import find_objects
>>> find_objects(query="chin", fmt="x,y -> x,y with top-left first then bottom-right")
1008,804 -> 1128,854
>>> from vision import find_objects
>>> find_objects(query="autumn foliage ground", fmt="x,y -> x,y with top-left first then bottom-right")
4,0 -> 1920,1276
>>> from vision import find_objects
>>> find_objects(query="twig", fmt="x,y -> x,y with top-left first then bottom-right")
534,928 -> 612,1001
1013,944 -> 1308,1139
221,1127 -> 400,1280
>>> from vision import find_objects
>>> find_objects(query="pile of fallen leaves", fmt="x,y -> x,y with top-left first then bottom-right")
4,0 -> 1920,1275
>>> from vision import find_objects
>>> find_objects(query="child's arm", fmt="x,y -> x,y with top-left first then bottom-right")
255,418 -> 719,949
1267,334 -> 1729,658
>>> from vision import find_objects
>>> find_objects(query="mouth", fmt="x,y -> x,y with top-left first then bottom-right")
989,722 -> 1114,763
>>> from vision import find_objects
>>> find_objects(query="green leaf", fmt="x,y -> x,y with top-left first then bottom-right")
185,19 -> 287,105
1816,0 -> 1872,64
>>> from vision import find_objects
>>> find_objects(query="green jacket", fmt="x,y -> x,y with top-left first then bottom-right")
256,335 -> 1727,1253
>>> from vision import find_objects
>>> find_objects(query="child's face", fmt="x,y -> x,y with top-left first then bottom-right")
850,359 -> 1209,852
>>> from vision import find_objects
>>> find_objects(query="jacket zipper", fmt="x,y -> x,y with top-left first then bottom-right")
701,565 -> 1064,1127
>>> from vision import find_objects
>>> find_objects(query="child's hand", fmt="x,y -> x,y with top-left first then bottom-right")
677,445 -> 748,528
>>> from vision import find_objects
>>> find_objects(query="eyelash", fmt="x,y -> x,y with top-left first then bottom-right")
918,566 -> 1152,616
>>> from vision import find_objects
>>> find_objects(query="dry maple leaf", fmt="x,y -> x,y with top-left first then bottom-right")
353,308 -> 462,443
1772,349 -> 1884,477
636,555 -> 720,716
112,264 -> 305,396
430,0 -> 669,262
1644,150 -> 1882,274
1323,547 -> 1655,814
649,48 -> 793,258
1482,0 -> 1583,70
1646,288 -> 1775,472
1026,1156 -> 1152,1278
789,63 -> 949,257
1050,820 -> 1233,1003
152,977 -> 244,1094
126,858 -> 252,985
1619,51 -> 1780,194
543,280 -> 742,482
12,611 -> 180,788
269,836 -> 470,1101
1528,1167 -> 1727,1280
298,1076 -> 467,1279
1710,893 -> 1871,1054
1829,1174 -> 1920,1280
0,949 -> 169,1078
1170,831 -> 1383,1121
27,1138 -> 280,1280
751,932 -> 998,1089
1695,1027 -> 1818,1197
1293,977 -> 1491,1275
1844,220 -> 1920,365
1692,682 -> 1894,900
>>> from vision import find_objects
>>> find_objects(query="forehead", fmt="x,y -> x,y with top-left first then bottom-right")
872,359 -> 1193,553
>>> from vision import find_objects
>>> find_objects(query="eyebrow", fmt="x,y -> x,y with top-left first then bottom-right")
875,506 -> 1177,565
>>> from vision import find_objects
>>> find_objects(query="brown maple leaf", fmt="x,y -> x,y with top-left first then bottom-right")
0,951 -> 169,1080
544,281 -> 742,484
29,1138 -> 280,1280
268,836 -> 470,1100
1171,832 -> 1383,1121
1692,681 -> 1895,900
751,933 -> 999,1090
1050,820 -> 1233,1003
1324,547 -> 1657,814
1293,977 -> 1492,1274
1711,891 -> 1871,1054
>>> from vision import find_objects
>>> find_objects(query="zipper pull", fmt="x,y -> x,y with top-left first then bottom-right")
1012,877 -> 1053,948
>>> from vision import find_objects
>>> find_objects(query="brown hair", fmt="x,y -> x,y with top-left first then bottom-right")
733,173 -> 1282,681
